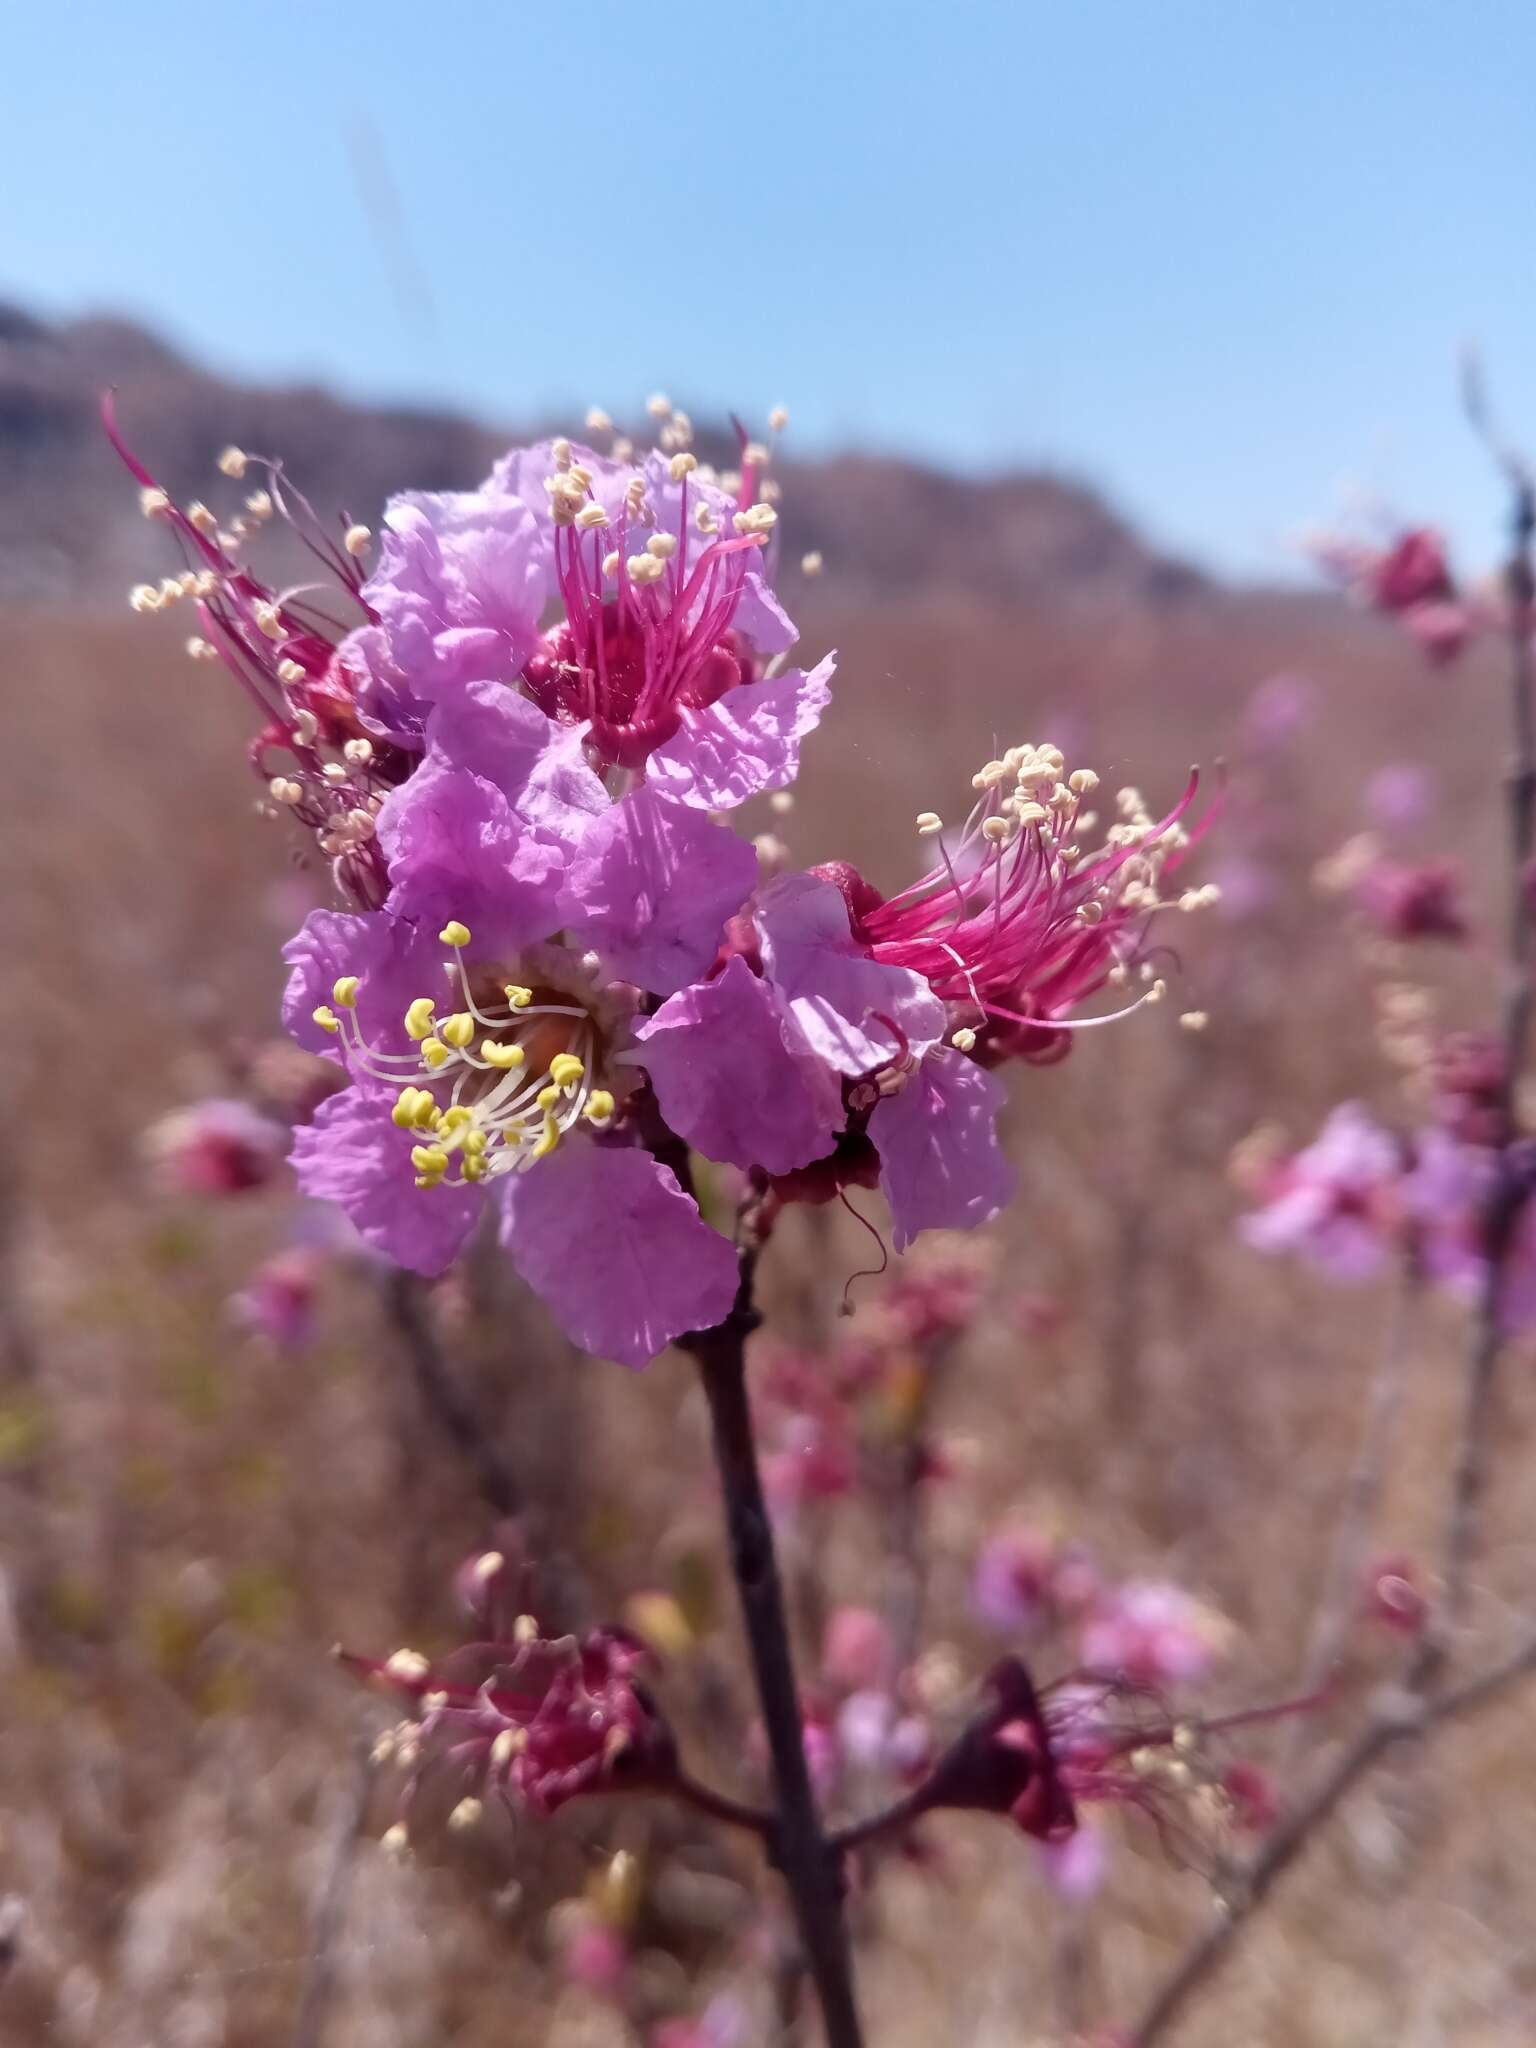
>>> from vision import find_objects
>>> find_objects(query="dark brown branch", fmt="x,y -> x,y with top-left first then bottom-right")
683,1251 -> 865,2048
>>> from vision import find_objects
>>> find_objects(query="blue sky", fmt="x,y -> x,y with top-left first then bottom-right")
6,1 -> 1535,577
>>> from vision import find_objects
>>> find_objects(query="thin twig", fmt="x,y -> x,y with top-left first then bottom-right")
292,1740 -> 375,2048
1416,456 -> 1536,1665
383,1270 -> 521,1521
1283,1260 -> 1421,1760
684,1248 -> 865,2048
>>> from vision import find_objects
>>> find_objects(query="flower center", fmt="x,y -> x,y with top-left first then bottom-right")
311,920 -> 617,1190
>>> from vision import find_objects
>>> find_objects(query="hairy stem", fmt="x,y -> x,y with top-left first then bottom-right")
685,1253 -> 865,2048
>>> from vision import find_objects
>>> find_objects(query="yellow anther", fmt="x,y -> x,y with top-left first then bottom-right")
536,1085 -> 561,1111
410,1145 -> 449,1175
217,446 -> 248,478
481,1039 -> 526,1069
548,1053 -> 585,1089
531,1115 -> 562,1161
440,1012 -> 476,1050
439,920 -> 471,948
504,984 -> 533,1010
312,1005 -> 341,1035
951,1027 -> 978,1052
420,1038 -> 452,1069
344,524 -> 372,557
463,1129 -> 488,1157
438,1105 -> 473,1135
404,997 -> 437,1041
915,811 -> 944,835
332,975 -> 359,1010
584,1091 -> 616,1126
575,502 -> 609,531
391,1087 -> 427,1130
462,1156 -> 487,1183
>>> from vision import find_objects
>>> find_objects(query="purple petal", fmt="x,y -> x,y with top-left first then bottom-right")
562,789 -> 757,996
497,1142 -> 739,1367
282,908 -> 443,1069
376,755 -> 570,944
646,655 -> 836,809
420,677 -> 607,842
756,872 -> 945,1076
635,955 -> 843,1175
869,1050 -> 1015,1252
291,1088 -> 483,1275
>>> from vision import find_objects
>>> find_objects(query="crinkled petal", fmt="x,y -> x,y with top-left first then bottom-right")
635,955 -> 842,1175
282,908 -> 443,1071
869,1050 -> 1015,1252
291,1088 -> 483,1275
561,789 -> 756,996
756,872 -> 946,1075
376,756 -> 569,942
420,677 -> 608,842
497,1142 -> 738,1366
646,655 -> 836,809
353,489 -> 548,743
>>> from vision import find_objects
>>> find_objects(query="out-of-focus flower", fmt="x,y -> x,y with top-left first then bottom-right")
230,1247 -> 322,1352
145,1097 -> 289,1197
651,1997 -> 746,2048
1242,672 -> 1317,746
1307,523 -> 1478,668
921,1660 -> 1298,1861
973,1525 -> 1098,1637
881,1240 -> 993,1344
1365,763 -> 1434,829
559,1913 -> 630,1995
1078,1580 -> 1231,1688
1037,1815 -> 1109,1901
822,1607 -> 894,1693
1354,857 -> 1469,943
1239,1104 -> 1405,1280
1429,1032 -> 1506,1148
347,1619 -> 672,1821
1219,1759 -> 1278,1831
1362,1553 -> 1428,1636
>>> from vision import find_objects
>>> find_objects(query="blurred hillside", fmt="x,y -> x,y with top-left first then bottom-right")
0,298 -> 1212,611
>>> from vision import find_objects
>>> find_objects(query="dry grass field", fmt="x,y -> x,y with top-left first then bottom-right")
5,422 -> 1536,2047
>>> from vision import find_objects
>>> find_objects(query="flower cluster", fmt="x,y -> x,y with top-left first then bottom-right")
1238,1094 -> 1536,1328
122,401 -> 1204,1367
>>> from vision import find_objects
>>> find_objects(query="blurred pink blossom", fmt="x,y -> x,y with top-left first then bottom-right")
145,1097 -> 289,1197
1078,1580 -> 1230,1688
1240,1104 -> 1404,1280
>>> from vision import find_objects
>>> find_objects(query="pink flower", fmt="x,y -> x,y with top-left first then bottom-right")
344,1622 -> 672,1820
850,753 -> 1203,1068
1355,858 -> 1469,942
145,1097 -> 289,1196
821,1607 -> 894,1693
973,1526 -> 1098,1636
1240,1104 -> 1405,1280
230,1248 -> 321,1351
1362,1553 -> 1428,1636
1368,530 -> 1455,613
1078,1580 -> 1231,1688
107,402 -> 405,910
